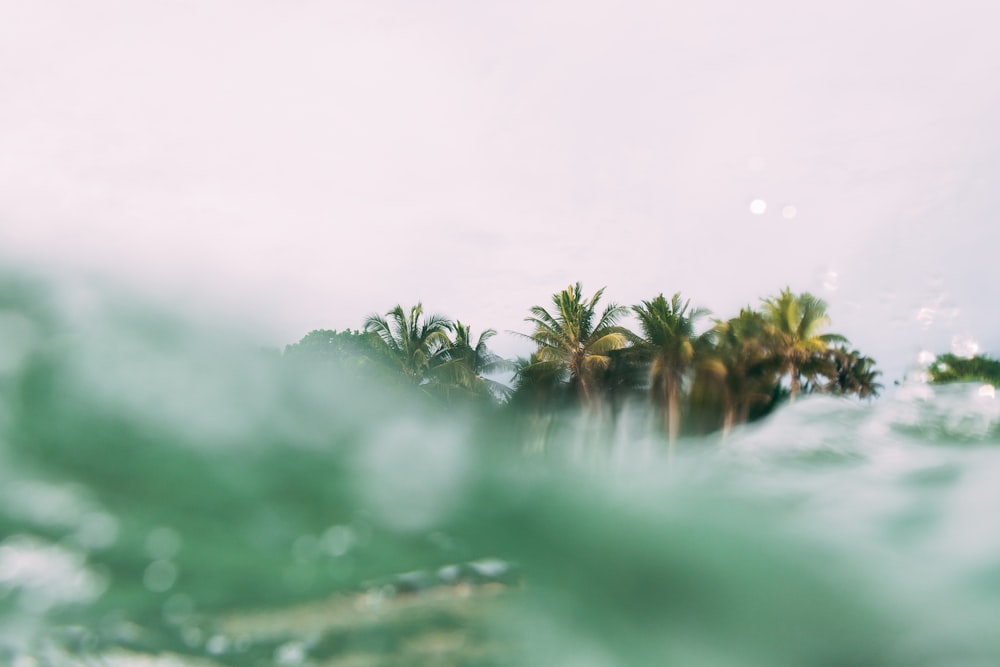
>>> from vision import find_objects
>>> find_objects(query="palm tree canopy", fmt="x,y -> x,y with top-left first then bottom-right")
761,288 -> 846,358
520,282 -> 629,401
363,303 -> 453,384
431,321 -> 513,402
824,346 -> 883,399
688,307 -> 788,427
628,292 -> 710,441
630,293 -> 710,382
760,288 -> 847,400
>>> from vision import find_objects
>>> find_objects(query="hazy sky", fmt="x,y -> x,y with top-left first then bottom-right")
3,1 -> 999,380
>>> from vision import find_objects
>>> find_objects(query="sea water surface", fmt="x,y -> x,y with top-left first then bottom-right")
2,274 -> 1000,666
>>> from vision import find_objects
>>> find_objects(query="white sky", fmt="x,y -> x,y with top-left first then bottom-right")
2,0 -> 999,381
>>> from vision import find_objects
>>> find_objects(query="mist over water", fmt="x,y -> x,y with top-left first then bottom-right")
1,270 -> 1000,666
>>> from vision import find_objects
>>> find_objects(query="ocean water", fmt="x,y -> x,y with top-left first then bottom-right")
2,274 -> 1000,666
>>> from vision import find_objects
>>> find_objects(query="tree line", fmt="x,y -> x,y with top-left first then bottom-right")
928,353 -> 1000,385
283,284 -> 882,442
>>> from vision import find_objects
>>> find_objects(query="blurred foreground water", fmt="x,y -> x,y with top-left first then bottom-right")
2,273 -> 1000,666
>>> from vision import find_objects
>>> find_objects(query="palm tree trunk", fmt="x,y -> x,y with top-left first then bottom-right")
789,362 -> 800,403
667,382 -> 680,445
658,376 -> 669,433
578,372 -> 595,411
721,404 -> 734,438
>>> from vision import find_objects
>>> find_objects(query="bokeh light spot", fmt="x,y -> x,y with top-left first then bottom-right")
951,335 -> 980,359
145,527 -> 181,560
143,560 -> 178,593
822,270 -> 839,292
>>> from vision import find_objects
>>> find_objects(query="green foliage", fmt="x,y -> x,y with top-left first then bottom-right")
426,322 -> 514,405
630,293 -> 710,443
518,283 -> 629,408
760,288 -> 847,401
284,328 -> 379,365
822,347 -> 883,399
929,353 -> 1000,385
285,285 -> 879,439
364,303 -> 453,385
283,328 -> 401,386
694,308 -> 782,434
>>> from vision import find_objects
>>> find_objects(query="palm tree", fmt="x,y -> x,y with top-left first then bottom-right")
630,293 -> 709,444
701,308 -> 781,434
431,322 -> 513,403
824,347 -> 883,399
760,288 -> 846,402
363,303 -> 453,385
520,283 -> 629,409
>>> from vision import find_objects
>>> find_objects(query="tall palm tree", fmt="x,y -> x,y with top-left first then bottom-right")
431,322 -> 513,403
520,283 -> 629,408
760,288 -> 846,402
630,293 -> 709,444
363,303 -> 453,385
701,308 -> 781,435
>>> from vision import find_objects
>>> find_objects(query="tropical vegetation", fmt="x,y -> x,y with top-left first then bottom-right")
928,353 -> 1000,385
517,282 -> 629,410
629,293 -> 709,446
283,285 -> 885,444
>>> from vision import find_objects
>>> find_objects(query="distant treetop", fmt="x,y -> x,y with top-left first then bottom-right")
928,353 -> 1000,385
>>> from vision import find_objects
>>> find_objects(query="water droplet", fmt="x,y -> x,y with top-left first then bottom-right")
781,205 -> 797,219
206,634 -> 230,655
322,525 -> 354,557
917,350 -> 935,366
952,335 -> 980,359
143,559 -> 177,593
181,625 -> 204,647
915,307 -> 935,329
145,527 -> 181,560
163,593 -> 195,625
275,641 -> 307,666
749,199 -> 767,215
978,384 -> 995,399
470,558 -> 509,579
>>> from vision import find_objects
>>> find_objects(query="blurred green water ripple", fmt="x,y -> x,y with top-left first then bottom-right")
3,273 -> 1000,666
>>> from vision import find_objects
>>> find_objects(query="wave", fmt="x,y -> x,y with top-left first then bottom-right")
2,272 -> 1000,665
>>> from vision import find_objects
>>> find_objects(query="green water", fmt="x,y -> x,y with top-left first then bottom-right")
2,274 -> 1000,666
